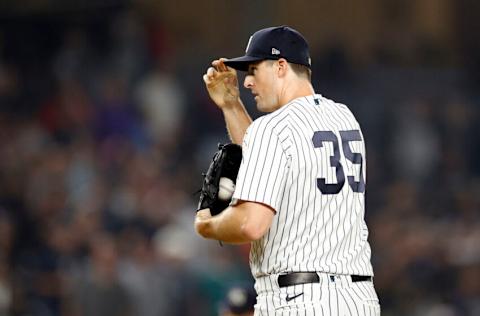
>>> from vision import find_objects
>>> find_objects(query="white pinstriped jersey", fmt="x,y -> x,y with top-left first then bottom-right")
232,94 -> 373,279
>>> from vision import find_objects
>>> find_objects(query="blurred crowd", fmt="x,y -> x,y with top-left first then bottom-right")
0,9 -> 479,316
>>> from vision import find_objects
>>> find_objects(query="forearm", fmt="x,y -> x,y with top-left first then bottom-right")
222,99 -> 253,145
195,206 -> 253,244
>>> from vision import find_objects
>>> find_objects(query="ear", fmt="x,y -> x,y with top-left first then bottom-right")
277,58 -> 288,78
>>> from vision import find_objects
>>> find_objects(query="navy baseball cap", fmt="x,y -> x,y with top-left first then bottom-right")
224,25 -> 311,71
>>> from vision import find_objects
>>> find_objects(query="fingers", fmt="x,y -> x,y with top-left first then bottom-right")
211,59 -> 223,71
213,58 -> 229,72
202,74 -> 209,84
203,66 -> 217,85
196,208 -> 212,219
203,59 -> 237,87
206,66 -> 215,77
212,58 -> 235,73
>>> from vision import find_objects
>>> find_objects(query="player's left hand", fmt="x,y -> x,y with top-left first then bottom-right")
196,143 -> 242,216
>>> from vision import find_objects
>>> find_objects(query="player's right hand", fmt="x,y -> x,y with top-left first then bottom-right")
203,58 -> 240,109
194,208 -> 212,238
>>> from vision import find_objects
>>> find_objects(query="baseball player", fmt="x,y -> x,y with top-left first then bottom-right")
195,26 -> 380,315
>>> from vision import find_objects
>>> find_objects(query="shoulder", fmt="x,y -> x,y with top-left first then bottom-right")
242,107 -> 293,153
317,95 -> 361,125
318,95 -> 354,114
249,105 -> 292,134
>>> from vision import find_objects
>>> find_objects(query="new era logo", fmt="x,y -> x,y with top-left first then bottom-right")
271,48 -> 281,55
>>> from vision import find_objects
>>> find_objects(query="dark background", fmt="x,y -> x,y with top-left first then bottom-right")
0,0 -> 479,315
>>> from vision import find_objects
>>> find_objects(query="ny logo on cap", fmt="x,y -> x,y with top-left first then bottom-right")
245,36 -> 253,53
271,48 -> 281,55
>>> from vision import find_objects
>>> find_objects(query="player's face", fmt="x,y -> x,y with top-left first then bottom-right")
244,61 -> 279,112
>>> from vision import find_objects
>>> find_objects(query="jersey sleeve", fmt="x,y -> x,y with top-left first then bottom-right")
232,118 -> 290,212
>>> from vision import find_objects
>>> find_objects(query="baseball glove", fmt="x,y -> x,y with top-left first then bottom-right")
197,143 -> 242,216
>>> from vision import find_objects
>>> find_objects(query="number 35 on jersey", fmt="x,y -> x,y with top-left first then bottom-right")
312,129 -> 365,195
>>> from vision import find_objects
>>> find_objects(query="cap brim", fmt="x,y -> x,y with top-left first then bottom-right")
223,56 -> 264,71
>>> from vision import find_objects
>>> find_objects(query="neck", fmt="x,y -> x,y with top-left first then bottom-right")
278,78 -> 315,107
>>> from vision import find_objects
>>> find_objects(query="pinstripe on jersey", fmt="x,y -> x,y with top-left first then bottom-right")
232,94 -> 373,278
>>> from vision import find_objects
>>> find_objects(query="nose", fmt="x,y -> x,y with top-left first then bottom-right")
244,75 -> 254,89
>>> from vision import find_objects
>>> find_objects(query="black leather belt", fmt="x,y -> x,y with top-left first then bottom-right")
278,272 -> 372,288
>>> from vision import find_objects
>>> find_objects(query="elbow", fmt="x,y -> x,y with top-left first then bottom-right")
240,220 -> 266,241
237,201 -> 274,242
